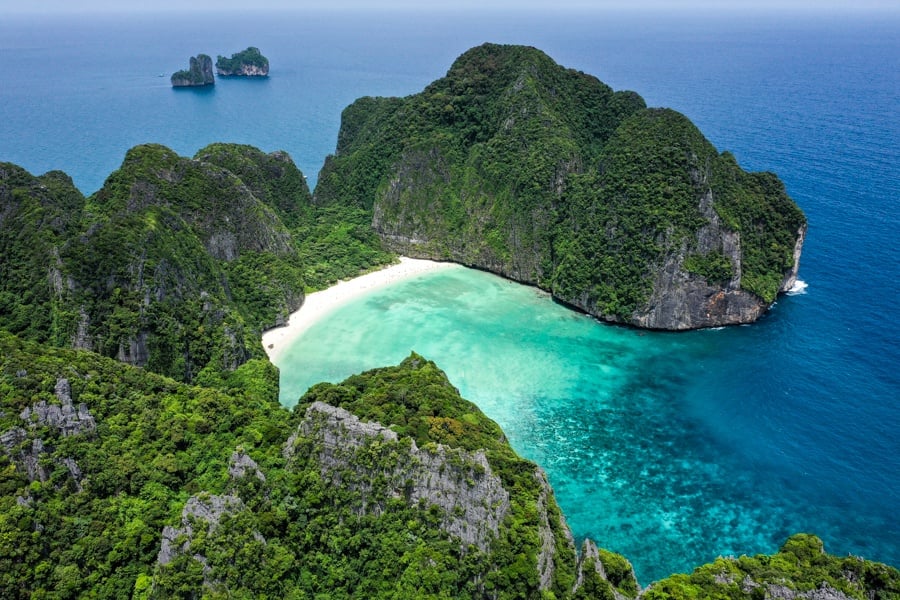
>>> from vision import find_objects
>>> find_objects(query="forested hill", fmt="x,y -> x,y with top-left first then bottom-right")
0,144 -> 392,385
315,43 -> 807,330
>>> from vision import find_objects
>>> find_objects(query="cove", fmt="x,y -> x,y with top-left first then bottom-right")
274,265 -> 896,583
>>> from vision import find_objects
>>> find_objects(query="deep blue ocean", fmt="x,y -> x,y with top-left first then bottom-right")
1,9 -> 897,584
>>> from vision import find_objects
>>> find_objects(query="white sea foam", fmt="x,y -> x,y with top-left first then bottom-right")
787,279 -> 809,295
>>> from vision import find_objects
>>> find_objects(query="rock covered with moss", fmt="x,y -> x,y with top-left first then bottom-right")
316,43 -> 807,330
170,54 -> 215,87
215,47 -> 269,77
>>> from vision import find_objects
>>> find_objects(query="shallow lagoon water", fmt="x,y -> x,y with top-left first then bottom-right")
276,267 -> 897,583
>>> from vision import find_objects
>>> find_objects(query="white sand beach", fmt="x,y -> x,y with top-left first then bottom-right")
262,257 -> 461,362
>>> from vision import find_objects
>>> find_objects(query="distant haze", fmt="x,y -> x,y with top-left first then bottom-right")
5,0 -> 899,14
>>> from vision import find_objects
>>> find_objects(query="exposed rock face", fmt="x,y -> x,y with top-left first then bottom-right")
219,63 -> 268,77
157,494 -> 246,567
19,378 -> 97,436
764,584 -> 854,600
576,539 -> 639,600
289,401 -> 510,552
629,190 -> 769,330
229,450 -> 265,482
171,54 -> 215,87
536,467 -> 575,591
1,378 -> 94,490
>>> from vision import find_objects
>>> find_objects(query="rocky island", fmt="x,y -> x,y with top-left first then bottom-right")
316,43 -> 807,330
216,46 -> 270,77
170,53 -> 215,87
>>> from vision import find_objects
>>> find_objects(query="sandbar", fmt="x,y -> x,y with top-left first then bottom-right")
262,257 -> 461,362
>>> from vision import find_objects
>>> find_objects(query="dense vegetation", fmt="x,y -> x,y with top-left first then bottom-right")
215,47 -> 269,75
646,534 -> 900,600
0,144 -> 392,385
316,43 -> 806,328
0,333 -> 578,598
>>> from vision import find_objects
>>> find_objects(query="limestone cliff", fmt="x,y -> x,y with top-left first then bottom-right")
171,54 -> 215,87
295,352 -> 585,596
287,401 -> 511,553
317,43 -> 807,330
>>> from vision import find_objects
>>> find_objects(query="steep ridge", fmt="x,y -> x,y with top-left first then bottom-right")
315,43 -> 807,329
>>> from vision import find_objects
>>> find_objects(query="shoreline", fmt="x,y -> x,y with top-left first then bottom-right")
262,257 -> 461,363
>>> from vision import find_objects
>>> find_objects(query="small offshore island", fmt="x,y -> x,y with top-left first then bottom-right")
216,46 -> 269,76
1,44 -> 896,598
170,53 -> 215,87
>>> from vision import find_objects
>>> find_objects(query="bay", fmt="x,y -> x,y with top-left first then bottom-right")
1,8 -> 897,583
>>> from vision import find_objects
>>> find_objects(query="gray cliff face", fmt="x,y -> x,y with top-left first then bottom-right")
171,54 -> 215,87
372,145 -> 548,285
630,190 -> 767,330
629,190 -> 806,330
228,449 -> 265,482
536,467 -> 576,591
20,378 -> 97,437
780,223 -> 807,293
288,401 -> 511,552
156,447 -> 269,582
157,493 -> 246,571
577,539 -> 640,600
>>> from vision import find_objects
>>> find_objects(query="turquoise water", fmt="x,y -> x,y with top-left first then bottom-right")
2,9 -> 897,585
275,267 -> 891,584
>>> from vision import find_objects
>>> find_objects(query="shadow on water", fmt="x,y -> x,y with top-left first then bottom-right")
171,84 -> 217,94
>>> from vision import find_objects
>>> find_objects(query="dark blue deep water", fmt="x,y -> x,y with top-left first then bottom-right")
1,10 -> 897,583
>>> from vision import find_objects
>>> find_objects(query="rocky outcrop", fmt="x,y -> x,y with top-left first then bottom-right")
19,378 -> 97,436
536,468 -> 575,591
0,378 -> 94,490
229,450 -> 265,482
763,583 -> 854,600
215,47 -> 269,77
157,494 -> 246,568
171,54 -> 215,87
780,223 -> 807,293
576,539 -> 640,600
630,190 -> 767,330
289,401 -> 510,552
